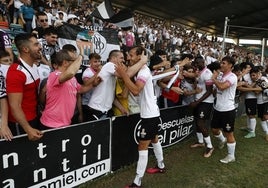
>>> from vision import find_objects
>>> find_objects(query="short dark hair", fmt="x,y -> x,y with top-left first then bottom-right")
181,53 -> 194,61
131,46 -> 146,56
36,12 -> 48,19
44,26 -> 58,36
89,53 -> 101,60
207,61 -> 221,72
250,66 -> 260,74
255,65 -> 264,72
15,33 -> 37,52
183,64 -> 194,71
108,50 -> 121,61
231,54 -> 238,58
222,56 -> 235,67
239,62 -> 254,70
0,50 -> 10,59
155,49 -> 166,56
192,57 -> 205,66
54,49 -> 73,66
233,64 -> 241,73
44,4 -> 51,10
62,44 -> 77,52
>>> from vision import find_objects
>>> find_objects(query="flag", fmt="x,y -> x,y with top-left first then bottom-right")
57,23 -> 120,62
152,69 -> 177,81
90,0 -> 115,20
165,65 -> 180,91
109,9 -> 134,28
56,24 -> 84,56
90,0 -> 134,29
56,24 -> 84,40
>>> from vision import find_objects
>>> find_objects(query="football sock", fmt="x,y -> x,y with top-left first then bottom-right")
152,141 -> 165,169
247,117 -> 250,128
196,132 -> 204,143
204,136 -> 213,148
227,142 -> 236,158
134,150 -> 148,186
262,121 -> 268,134
215,131 -> 225,142
249,118 -> 256,132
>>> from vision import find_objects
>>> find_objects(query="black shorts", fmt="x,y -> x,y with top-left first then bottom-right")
211,109 -> 236,132
138,117 -> 161,141
87,107 -> 113,121
193,102 -> 213,120
245,98 -> 257,115
257,102 -> 268,118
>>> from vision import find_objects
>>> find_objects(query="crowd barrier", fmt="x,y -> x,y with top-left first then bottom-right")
0,105 -> 194,188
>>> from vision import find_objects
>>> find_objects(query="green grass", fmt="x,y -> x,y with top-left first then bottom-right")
80,115 -> 268,188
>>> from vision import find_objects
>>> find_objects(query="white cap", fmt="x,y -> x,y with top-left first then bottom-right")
67,14 -> 78,21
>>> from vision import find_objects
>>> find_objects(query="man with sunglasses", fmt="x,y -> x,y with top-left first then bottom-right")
32,11 -> 49,39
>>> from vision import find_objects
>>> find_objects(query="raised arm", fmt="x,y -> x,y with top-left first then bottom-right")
59,55 -> 83,83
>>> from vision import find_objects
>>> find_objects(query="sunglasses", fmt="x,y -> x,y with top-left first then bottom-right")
40,19 -> 48,23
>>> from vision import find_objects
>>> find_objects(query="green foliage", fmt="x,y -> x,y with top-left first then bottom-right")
80,116 -> 268,188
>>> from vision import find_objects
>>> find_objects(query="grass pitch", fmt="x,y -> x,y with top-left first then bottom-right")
80,115 -> 268,188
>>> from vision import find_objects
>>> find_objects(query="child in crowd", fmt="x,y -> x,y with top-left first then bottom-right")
0,50 -> 13,141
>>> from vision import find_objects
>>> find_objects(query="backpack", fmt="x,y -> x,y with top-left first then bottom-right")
75,65 -> 88,85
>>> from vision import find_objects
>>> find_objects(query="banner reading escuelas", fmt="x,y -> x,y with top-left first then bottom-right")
112,105 -> 194,170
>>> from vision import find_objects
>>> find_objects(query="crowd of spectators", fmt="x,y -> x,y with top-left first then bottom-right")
1,2 -> 268,186
0,0 -> 266,65
0,0 -> 268,143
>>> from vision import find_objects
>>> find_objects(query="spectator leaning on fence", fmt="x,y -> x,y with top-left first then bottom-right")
6,33 -> 43,141
40,49 -> 94,129
81,52 -> 102,122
